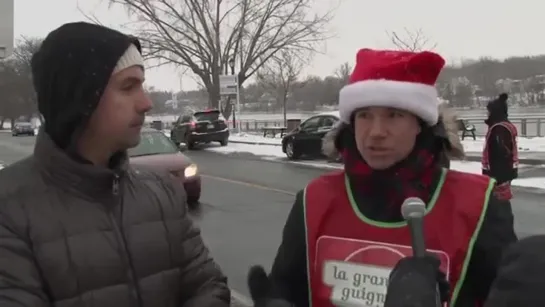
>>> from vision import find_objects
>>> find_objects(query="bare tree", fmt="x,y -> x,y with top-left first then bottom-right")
334,62 -> 352,85
256,50 -> 305,126
12,37 -> 42,68
0,37 -> 42,127
387,28 -> 437,52
103,0 -> 334,117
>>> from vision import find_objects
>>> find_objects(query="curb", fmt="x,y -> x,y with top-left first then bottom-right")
464,155 -> 543,165
229,140 -> 544,165
229,139 -> 282,146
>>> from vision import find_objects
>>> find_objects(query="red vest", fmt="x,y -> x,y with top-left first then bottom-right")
304,169 -> 494,307
482,121 -> 519,171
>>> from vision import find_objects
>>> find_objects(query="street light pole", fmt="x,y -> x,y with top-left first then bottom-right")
228,57 -> 237,131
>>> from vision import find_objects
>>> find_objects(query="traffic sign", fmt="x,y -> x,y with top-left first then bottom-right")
0,0 -> 14,59
219,74 -> 237,96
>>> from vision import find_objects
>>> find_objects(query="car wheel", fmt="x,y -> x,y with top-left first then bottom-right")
285,140 -> 301,160
187,141 -> 196,150
186,189 -> 201,211
219,138 -> 228,146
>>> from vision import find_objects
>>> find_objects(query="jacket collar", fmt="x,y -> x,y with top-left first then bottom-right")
33,129 -> 129,199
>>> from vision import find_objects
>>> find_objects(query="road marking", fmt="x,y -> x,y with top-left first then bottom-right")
199,174 -> 293,306
231,289 -> 253,306
201,174 -> 296,196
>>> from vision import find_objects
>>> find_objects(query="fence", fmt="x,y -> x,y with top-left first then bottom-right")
225,117 -> 545,138
158,116 -> 545,138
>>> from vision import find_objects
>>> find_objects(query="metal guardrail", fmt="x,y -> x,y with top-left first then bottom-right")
226,117 -> 545,138
158,116 -> 545,138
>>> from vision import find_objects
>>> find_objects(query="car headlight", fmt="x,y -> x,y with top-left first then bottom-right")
184,164 -> 198,177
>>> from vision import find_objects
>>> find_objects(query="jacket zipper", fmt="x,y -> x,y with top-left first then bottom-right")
110,173 -> 143,306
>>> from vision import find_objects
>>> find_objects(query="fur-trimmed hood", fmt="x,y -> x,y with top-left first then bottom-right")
322,104 -> 466,160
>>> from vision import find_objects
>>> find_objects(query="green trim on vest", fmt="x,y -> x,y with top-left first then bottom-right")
449,178 -> 495,307
344,168 -> 448,228
303,170 -> 493,307
302,188 -> 314,307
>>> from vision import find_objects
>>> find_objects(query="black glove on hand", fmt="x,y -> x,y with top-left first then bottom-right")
247,265 -> 292,307
384,255 -> 450,307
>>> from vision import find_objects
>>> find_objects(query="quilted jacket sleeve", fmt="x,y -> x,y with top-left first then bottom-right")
160,176 -> 230,307
0,209 -> 50,307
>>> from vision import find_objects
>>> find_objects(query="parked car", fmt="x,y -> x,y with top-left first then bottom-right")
129,128 -> 201,209
281,112 -> 339,160
12,122 -> 35,136
170,109 -> 229,149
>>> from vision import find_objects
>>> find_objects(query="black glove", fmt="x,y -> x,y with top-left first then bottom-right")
384,255 -> 450,307
247,265 -> 292,307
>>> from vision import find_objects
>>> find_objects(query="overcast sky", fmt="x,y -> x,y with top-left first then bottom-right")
10,0 -> 543,91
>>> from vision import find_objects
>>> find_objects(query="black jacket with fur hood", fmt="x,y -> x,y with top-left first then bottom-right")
321,103 -> 466,168
261,105 -> 517,307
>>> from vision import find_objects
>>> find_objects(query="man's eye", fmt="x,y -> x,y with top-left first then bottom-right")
122,84 -> 135,91
357,112 -> 369,118
389,112 -> 404,118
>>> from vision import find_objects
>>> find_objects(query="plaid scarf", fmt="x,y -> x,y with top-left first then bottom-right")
342,142 -> 437,215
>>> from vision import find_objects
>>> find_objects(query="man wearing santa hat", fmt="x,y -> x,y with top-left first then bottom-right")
246,49 -> 517,307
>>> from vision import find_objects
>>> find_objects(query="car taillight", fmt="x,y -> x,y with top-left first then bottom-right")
190,121 -> 196,128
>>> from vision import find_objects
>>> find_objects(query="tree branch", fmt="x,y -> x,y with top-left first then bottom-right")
99,0 -> 335,108
387,27 -> 437,52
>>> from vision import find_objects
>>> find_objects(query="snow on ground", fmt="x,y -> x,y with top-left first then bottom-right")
229,132 -> 545,152
229,132 -> 282,145
462,136 -> 545,152
160,130 -> 545,189
207,142 -> 545,189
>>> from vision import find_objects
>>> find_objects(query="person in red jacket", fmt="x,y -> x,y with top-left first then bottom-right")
247,48 -> 517,307
482,93 -> 519,200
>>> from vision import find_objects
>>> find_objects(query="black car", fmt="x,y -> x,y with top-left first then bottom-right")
12,122 -> 35,137
170,109 -> 229,149
281,112 -> 339,160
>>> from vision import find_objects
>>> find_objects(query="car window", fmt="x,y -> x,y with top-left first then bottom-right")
320,116 -> 337,128
300,116 -> 321,130
128,131 -> 179,157
181,115 -> 193,123
194,111 -> 220,121
15,123 -> 32,127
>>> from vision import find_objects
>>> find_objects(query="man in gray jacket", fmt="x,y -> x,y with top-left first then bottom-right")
0,22 -> 230,307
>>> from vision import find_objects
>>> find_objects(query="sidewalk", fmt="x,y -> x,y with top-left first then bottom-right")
465,152 -> 545,165
227,138 -> 545,165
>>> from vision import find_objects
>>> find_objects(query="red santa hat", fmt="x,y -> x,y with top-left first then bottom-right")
339,48 -> 445,126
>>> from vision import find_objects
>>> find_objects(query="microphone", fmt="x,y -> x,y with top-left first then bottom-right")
401,197 -> 443,307
401,197 -> 427,258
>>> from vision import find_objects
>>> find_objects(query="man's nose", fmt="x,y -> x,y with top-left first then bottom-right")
137,92 -> 153,113
368,118 -> 388,138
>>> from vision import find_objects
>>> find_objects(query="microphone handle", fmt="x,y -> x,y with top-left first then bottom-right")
407,217 -> 443,307
407,217 -> 427,258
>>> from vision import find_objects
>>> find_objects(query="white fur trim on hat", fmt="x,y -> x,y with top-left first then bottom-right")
338,79 -> 439,126
113,44 -> 144,74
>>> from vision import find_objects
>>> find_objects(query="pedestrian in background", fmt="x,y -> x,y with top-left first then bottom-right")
482,93 -> 519,200
0,22 -> 229,307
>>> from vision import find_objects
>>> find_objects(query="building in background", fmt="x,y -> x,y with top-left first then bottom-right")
0,0 -> 14,59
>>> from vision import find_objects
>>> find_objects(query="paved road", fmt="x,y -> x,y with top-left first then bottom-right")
1,133 -> 545,305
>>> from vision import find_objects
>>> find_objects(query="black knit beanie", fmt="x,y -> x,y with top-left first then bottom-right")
486,93 -> 509,123
31,22 -> 141,148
